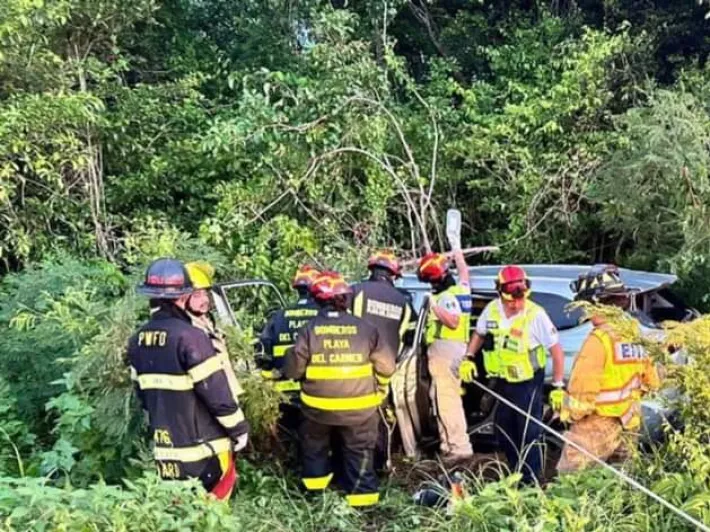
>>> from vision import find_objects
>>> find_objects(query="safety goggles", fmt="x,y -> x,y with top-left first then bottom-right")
499,280 -> 530,300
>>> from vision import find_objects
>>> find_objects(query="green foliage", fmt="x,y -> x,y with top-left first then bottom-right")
0,377 -> 36,477
593,79 -> 710,308
0,474 -> 239,530
448,469 -> 696,531
0,92 -> 106,262
0,257 -> 125,439
2,0 -> 710,528
41,291 -> 149,484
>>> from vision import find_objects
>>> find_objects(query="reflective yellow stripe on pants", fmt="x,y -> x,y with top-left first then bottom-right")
346,493 -> 380,507
273,380 -> 301,392
303,473 -> 333,491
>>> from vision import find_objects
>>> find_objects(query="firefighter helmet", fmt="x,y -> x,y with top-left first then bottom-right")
417,253 -> 450,283
368,250 -> 402,277
185,262 -> 215,290
292,265 -> 321,289
310,271 -> 352,301
137,258 -> 194,299
496,265 -> 531,301
572,264 -> 629,302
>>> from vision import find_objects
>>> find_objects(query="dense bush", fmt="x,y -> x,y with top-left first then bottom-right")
0,474 -> 240,530
0,257 -> 126,440
2,1 -> 710,301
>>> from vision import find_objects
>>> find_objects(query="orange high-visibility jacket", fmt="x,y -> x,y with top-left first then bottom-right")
563,324 -> 660,429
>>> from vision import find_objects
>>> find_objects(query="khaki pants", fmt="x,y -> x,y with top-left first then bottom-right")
428,339 -> 473,457
557,415 -> 635,473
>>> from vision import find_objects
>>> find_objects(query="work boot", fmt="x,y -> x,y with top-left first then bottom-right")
442,452 -> 474,468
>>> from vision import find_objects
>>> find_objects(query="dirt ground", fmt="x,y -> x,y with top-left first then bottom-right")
387,444 -> 563,494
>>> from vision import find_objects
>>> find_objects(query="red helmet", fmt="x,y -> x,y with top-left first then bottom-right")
368,250 -> 401,277
417,253 -> 450,283
292,265 -> 321,289
310,271 -> 353,301
496,265 -> 531,301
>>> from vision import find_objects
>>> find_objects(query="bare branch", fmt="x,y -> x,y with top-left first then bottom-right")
318,146 -> 431,252
399,246 -> 500,268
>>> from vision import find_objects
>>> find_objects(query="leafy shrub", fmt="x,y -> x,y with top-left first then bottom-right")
0,474 -> 240,530
0,377 -> 36,477
449,470 -> 682,531
223,326 -> 283,453
41,291 -> 150,485
0,257 -> 126,440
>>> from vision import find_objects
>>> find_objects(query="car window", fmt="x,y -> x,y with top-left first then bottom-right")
214,281 -> 286,332
642,288 -> 697,323
471,292 -> 496,321
529,292 -> 583,331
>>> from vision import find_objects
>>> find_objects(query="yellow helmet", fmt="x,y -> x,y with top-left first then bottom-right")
185,261 -> 215,290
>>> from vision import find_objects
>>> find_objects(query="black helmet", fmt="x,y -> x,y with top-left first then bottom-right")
572,264 -> 629,302
137,258 -> 194,299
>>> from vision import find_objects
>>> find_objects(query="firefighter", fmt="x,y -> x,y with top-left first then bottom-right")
184,261 -> 246,416
259,265 -> 321,393
352,251 -> 414,362
465,265 -> 564,484
351,251 -> 415,468
128,258 -> 249,500
283,271 -> 395,507
417,248 -> 474,462
555,265 -> 661,473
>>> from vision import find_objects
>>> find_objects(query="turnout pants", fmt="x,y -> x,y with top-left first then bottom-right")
299,413 -> 380,507
557,414 -> 633,473
495,369 -> 544,484
427,339 -> 473,457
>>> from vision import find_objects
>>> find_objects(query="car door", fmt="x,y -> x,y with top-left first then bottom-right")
212,280 -> 286,331
391,294 -> 441,457
211,280 -> 287,370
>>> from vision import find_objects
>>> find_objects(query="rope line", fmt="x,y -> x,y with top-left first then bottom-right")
469,379 -> 710,532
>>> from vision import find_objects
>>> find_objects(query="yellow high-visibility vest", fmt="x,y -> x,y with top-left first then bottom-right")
483,300 -> 546,383
592,328 -> 650,429
425,285 -> 471,344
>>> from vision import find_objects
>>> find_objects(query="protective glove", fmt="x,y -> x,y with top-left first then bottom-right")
549,388 -> 565,412
459,359 -> 478,383
233,433 -> 248,453
446,209 -> 462,251
449,235 -> 462,252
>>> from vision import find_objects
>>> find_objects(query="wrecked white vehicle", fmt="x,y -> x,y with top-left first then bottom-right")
212,265 -> 695,459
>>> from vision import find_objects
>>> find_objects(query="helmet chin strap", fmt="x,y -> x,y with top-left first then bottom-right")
433,273 -> 456,293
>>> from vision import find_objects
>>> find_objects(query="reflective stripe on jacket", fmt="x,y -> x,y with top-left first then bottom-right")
283,310 -> 395,426
425,285 -> 471,344
189,312 -> 245,404
259,299 -> 319,391
591,327 -> 658,429
562,324 -> 661,429
483,300 -> 546,383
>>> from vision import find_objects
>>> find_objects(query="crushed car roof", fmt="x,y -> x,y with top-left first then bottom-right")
398,264 -> 678,299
